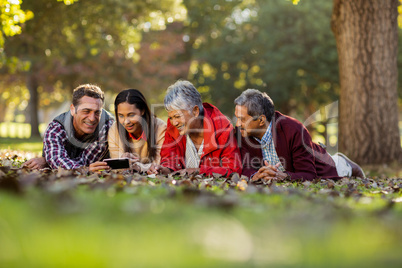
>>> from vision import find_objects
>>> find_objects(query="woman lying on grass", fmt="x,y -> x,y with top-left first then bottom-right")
107,89 -> 166,172
148,80 -> 242,177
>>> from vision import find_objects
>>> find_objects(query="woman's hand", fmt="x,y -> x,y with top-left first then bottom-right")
147,164 -> 172,175
121,152 -> 140,162
121,153 -> 140,169
183,168 -> 200,175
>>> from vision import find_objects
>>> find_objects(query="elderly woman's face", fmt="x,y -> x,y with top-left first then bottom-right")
168,107 -> 199,135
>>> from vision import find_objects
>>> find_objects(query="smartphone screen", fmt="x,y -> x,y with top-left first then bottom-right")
104,158 -> 130,169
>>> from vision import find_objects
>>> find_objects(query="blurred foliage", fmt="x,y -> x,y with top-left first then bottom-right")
0,0 -> 186,136
0,0 -> 33,48
131,21 -> 191,106
0,0 -> 401,137
0,81 -> 29,122
184,0 -> 339,117
397,28 -> 402,100
399,0 -> 402,28
2,0 -> 182,90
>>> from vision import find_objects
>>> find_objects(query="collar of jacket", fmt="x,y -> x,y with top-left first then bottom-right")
200,104 -> 219,157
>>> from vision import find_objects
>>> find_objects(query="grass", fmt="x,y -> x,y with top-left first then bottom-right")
0,137 -> 43,154
0,140 -> 401,268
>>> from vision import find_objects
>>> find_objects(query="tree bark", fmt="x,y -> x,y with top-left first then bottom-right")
27,72 -> 41,138
0,100 -> 6,122
331,0 -> 402,164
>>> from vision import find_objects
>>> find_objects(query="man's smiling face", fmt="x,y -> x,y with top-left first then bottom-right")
70,96 -> 102,137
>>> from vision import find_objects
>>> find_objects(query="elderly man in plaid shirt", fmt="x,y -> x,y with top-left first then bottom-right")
24,84 -> 114,172
235,89 -> 365,181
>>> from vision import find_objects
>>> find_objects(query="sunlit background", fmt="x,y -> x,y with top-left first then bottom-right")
0,0 -> 401,151
0,1 -> 402,268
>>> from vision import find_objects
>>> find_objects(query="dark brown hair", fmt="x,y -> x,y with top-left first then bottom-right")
114,89 -> 157,162
72,84 -> 104,107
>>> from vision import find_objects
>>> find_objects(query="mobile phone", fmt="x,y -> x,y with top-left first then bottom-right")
103,158 -> 130,169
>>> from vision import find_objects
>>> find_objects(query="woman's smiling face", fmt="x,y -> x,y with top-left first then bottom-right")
167,106 -> 200,136
117,102 -> 144,136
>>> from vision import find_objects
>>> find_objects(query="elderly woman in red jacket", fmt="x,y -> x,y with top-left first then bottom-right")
149,80 -> 242,177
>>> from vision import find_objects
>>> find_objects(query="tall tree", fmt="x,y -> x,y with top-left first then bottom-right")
133,22 -> 191,105
183,0 -> 339,117
0,0 -> 33,49
331,0 -> 402,164
2,0 -> 178,137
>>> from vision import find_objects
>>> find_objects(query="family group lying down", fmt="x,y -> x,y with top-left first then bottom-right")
24,80 -> 365,181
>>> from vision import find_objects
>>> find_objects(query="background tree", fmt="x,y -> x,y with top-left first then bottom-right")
331,0 -> 402,164
0,0 -> 33,50
184,0 -> 401,165
2,0 -> 180,137
183,0 -> 339,118
1,0 -> 401,165
133,21 -> 191,106
0,0 -> 33,122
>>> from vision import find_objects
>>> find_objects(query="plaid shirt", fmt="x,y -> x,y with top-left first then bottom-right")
255,121 -> 285,172
43,118 -> 114,169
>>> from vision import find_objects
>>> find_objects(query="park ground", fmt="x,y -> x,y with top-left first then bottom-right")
0,138 -> 401,268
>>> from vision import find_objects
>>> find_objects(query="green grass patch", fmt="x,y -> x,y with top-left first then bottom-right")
0,137 -> 43,154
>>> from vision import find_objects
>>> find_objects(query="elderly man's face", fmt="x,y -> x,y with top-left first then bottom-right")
235,105 -> 264,138
168,107 -> 199,135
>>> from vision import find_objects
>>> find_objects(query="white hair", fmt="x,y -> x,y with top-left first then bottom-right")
164,80 -> 204,113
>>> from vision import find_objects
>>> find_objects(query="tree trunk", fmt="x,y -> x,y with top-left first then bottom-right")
27,73 -> 41,138
0,100 -> 6,122
331,0 -> 402,164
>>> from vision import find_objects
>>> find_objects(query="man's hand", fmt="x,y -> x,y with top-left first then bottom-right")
89,161 -> 110,172
251,161 -> 288,182
23,157 -> 48,170
147,164 -> 172,175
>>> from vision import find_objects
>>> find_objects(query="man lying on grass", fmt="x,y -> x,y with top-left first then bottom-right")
23,84 -> 114,172
235,89 -> 365,182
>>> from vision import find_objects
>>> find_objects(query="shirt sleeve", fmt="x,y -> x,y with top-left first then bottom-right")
43,119 -> 113,169
285,125 -> 317,181
239,137 -> 262,178
160,121 -> 185,171
199,128 -> 242,177
43,121 -> 86,169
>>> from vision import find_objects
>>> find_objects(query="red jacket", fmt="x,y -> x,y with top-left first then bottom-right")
160,103 -> 242,177
239,111 -> 339,181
